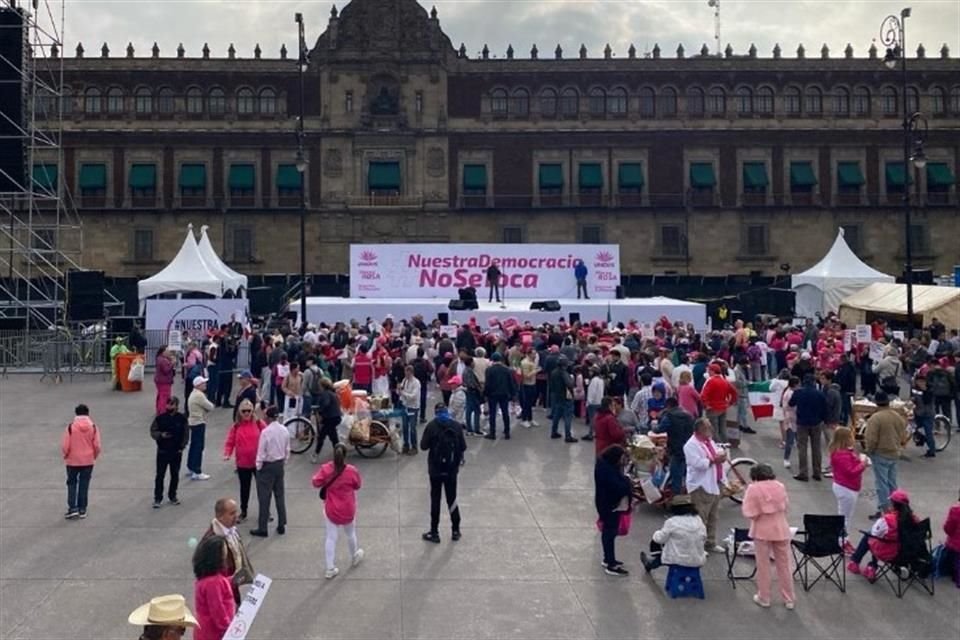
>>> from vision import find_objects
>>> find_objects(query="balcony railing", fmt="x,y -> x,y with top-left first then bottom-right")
344,194 -> 424,209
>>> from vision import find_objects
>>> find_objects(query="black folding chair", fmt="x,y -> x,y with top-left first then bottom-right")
725,527 -> 756,589
873,518 -> 935,598
791,514 -> 846,593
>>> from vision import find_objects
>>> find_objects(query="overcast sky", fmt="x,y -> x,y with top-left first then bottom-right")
42,0 -> 960,61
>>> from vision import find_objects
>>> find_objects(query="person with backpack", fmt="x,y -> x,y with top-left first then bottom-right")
301,355 -> 324,419
420,403 -> 467,543
61,404 -> 102,519
311,443 -> 364,579
311,377 -> 343,464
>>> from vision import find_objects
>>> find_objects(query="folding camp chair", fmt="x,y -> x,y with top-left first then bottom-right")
725,527 -> 756,589
873,518 -> 935,598
791,514 -> 846,593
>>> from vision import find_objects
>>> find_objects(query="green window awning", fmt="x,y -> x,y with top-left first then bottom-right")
179,164 -> 206,189
885,162 -> 913,187
926,162 -> 955,187
129,164 -> 156,189
837,162 -> 865,187
463,164 -> 487,189
742,162 -> 769,188
618,163 -> 644,188
368,161 -> 401,190
32,164 -> 58,190
228,164 -> 255,190
78,164 -> 106,189
578,163 -> 603,189
539,163 -> 564,189
690,162 -> 716,188
790,162 -> 818,187
276,164 -> 302,189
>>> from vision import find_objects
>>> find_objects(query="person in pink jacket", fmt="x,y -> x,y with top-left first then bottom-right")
828,426 -> 870,553
61,404 -> 101,519
223,399 -> 266,521
312,443 -> 363,579
192,534 -> 236,640
741,463 -> 796,610
154,346 -> 175,415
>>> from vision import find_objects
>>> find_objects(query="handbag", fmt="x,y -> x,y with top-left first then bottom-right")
319,467 -> 344,500
595,511 -> 632,537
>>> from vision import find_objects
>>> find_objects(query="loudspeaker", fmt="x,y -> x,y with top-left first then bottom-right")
457,286 -> 477,301
437,312 -> 450,325
568,312 -> 581,324
615,285 -> 625,299
109,316 -> 144,335
66,270 -> 105,321
911,269 -> 934,285
448,299 -> 478,311
530,300 -> 561,312
0,7 -> 25,193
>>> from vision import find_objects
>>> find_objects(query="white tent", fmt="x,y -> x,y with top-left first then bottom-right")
839,283 -> 960,330
791,228 -> 895,318
137,225 -> 226,307
197,225 -> 248,294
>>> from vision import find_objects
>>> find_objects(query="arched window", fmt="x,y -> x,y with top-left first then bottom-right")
186,87 -> 203,114
736,87 -> 753,115
804,87 -> 822,115
639,87 -> 655,118
853,87 -> 870,116
208,88 -> 226,115
559,88 -> 579,116
589,88 -> 606,116
35,87 -> 56,117
237,88 -> 256,114
708,87 -> 725,115
539,88 -> 558,117
608,87 -> 628,115
905,87 -> 919,114
106,87 -> 124,114
951,87 -> 960,115
509,88 -> 529,116
83,87 -> 101,114
157,87 -> 175,114
61,88 -> 73,115
686,87 -> 705,116
784,86 -> 801,115
659,87 -> 678,116
931,87 -> 947,115
833,87 -> 850,116
490,88 -> 507,115
259,88 -> 277,115
755,87 -> 773,115
882,86 -> 898,116
134,87 -> 152,114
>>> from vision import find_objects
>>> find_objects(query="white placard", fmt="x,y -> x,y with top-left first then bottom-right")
145,299 -> 250,334
167,329 -> 182,352
869,342 -> 885,362
855,325 -> 872,344
842,329 -> 854,353
892,331 -> 905,342
350,244 -> 620,299
223,574 -> 272,640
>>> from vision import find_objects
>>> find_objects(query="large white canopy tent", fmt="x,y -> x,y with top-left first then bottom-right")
791,228 -> 895,319
197,225 -> 248,294
839,283 -> 960,330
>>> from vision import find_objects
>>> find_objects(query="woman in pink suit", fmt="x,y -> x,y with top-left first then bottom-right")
741,463 -> 796,610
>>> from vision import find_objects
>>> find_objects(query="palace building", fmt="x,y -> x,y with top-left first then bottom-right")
20,0 -> 960,287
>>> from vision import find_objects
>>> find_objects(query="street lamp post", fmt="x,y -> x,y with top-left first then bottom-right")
295,12 -> 308,329
881,8 -> 927,340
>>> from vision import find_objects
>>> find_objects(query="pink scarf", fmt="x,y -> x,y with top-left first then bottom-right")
696,433 -> 723,483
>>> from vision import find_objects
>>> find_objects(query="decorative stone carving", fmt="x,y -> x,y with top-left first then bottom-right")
101,43 -> 109,58
126,42 -> 134,58
324,149 -> 343,178
773,43 -> 781,59
254,43 -> 262,59
426,147 -> 445,178
76,43 -> 84,58
177,43 -> 185,58
152,42 -> 160,58
652,43 -> 660,59
844,43 -> 853,59
203,43 -> 210,59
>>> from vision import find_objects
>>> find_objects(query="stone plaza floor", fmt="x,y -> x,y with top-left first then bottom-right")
1,373 -> 958,639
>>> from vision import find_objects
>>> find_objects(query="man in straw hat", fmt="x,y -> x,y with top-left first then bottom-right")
128,593 -> 198,640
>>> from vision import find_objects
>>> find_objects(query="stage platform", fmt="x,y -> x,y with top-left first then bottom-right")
290,296 -> 707,329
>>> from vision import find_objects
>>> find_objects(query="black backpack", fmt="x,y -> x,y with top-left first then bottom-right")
430,420 -> 461,476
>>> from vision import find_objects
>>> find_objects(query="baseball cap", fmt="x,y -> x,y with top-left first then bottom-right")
192,375 -> 209,387
889,489 -> 910,505
238,369 -> 253,379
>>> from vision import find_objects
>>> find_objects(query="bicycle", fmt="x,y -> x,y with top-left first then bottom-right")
855,411 -> 951,453
284,408 -> 394,458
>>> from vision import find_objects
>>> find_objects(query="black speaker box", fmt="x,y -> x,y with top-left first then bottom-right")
568,312 -> 581,324
67,270 -> 105,321
437,312 -> 450,325
530,300 -> 561,312
457,286 -> 477,301
448,299 -> 478,311
0,7 -> 25,193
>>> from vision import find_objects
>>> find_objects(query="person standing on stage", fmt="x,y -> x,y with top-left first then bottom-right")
574,259 -> 589,299
486,259 -> 502,303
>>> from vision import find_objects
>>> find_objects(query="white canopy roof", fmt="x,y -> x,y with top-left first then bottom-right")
791,228 -> 895,318
197,225 -> 248,293
839,283 -> 960,330
137,225 -> 226,303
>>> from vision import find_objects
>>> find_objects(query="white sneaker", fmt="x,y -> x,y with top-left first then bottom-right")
192,473 -> 211,481
783,460 -> 791,469
310,453 -> 319,464
521,421 -> 531,429
530,421 -> 540,427
784,601 -> 795,610
753,594 -> 771,608
325,567 -> 339,579
352,549 -> 364,568
707,545 -> 726,554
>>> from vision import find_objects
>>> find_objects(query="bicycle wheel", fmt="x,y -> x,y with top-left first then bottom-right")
354,420 -> 390,458
932,415 -> 952,452
285,417 -> 315,454
725,458 -> 756,504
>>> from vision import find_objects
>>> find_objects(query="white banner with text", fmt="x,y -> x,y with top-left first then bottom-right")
145,299 -> 250,336
350,244 -> 620,299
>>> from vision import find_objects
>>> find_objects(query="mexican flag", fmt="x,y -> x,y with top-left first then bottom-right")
748,381 -> 782,420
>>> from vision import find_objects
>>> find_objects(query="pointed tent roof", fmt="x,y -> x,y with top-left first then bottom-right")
197,225 -> 248,294
137,225 -> 224,302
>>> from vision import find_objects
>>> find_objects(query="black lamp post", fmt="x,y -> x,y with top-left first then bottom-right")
881,8 -> 927,340
295,12 -> 308,328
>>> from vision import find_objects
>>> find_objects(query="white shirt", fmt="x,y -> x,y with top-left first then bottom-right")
256,420 -> 290,468
586,376 -> 605,406
672,364 -> 692,389
400,377 -> 421,410
683,435 -> 723,495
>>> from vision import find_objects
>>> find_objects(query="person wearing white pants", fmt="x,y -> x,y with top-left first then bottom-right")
311,444 -> 364,579
827,427 -> 869,551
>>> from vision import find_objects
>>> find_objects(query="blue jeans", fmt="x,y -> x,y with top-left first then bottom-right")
737,397 -> 750,427
520,384 -> 536,422
586,404 -> 601,435
187,423 -> 206,474
402,408 -> 419,449
465,392 -> 482,433
916,415 -> 935,454
840,393 -> 853,426
668,454 -> 685,496
783,429 -> 796,461
550,398 -> 574,438
65,465 -> 93,513
870,454 -> 898,510
488,396 -> 511,437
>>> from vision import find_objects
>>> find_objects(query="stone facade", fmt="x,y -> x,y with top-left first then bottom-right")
16,0 -> 960,279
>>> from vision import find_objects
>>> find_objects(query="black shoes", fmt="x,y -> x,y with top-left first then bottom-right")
581,434 -> 594,441
249,529 -> 268,537
550,433 -> 562,439
422,531 -> 441,544
565,436 -> 579,443
503,433 -> 511,440
452,530 -> 462,541
640,552 -> 652,573
277,525 -> 286,535
812,476 -> 822,482
741,426 -> 758,434
793,475 -> 809,482
604,564 -> 629,577
923,451 -> 936,458
483,434 -> 496,441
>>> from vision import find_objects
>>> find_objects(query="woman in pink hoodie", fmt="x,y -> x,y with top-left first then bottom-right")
312,443 -> 363,579
222,399 -> 266,521
61,404 -> 101,519
741,463 -> 795,610
828,426 -> 870,553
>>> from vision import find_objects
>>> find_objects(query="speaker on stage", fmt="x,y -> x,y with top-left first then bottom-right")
437,312 -> 450,325
66,270 -> 105,321
530,300 -> 561,312
568,312 -> 581,324
449,299 -> 478,311
615,286 -> 625,299
457,286 -> 477,302
0,7 -> 25,193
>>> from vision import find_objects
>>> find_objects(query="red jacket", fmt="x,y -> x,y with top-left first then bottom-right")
944,504 -> 960,552
829,448 -> 868,492
594,410 -> 626,455
223,419 -> 265,469
194,573 -> 235,640
61,416 -> 101,467
868,512 -> 917,562
353,351 -> 373,384
700,375 -> 737,413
